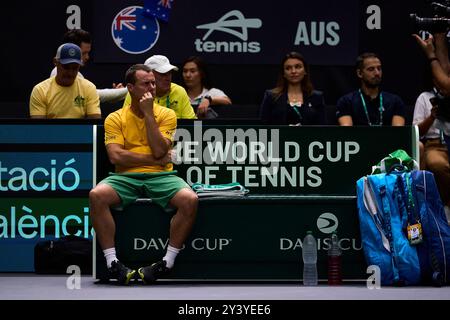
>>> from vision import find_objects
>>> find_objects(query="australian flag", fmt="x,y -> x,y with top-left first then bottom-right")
143,0 -> 174,22
111,6 -> 160,55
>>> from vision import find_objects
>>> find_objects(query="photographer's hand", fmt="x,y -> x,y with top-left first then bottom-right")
414,32 -> 450,95
413,33 -> 436,59
434,32 -> 450,75
433,32 -> 447,42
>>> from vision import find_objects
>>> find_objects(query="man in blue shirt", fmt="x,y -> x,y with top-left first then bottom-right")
336,52 -> 406,126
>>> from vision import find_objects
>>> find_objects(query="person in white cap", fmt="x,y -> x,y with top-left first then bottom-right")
123,55 -> 196,119
29,43 -> 101,119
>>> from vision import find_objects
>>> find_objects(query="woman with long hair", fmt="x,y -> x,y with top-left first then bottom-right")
259,52 -> 326,125
182,56 -> 231,119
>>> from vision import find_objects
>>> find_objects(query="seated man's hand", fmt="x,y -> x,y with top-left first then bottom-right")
157,150 -> 174,166
139,92 -> 154,116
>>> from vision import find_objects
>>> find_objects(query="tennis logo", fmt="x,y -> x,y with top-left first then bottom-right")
317,212 -> 338,234
194,10 -> 262,53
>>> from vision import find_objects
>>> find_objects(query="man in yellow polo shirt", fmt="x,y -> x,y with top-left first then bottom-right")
123,55 -> 196,119
89,64 -> 198,285
29,43 -> 101,119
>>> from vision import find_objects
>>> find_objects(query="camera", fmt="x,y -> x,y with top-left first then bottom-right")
431,1 -> 450,16
410,14 -> 450,33
410,1 -> 450,33
430,91 -> 450,121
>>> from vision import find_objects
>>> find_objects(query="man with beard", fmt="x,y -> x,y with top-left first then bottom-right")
336,52 -> 406,126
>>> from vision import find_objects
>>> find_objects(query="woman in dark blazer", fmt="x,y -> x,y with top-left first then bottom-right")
260,52 -> 327,125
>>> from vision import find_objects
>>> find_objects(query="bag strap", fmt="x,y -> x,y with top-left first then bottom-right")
413,172 -> 445,282
392,176 -> 409,231
395,173 -> 418,227
379,183 -> 401,283
363,178 -> 390,252
406,173 -> 421,223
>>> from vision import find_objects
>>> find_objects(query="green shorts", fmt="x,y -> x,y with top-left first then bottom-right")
99,171 -> 190,209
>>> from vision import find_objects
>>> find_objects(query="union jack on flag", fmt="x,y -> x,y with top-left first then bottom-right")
114,7 -> 137,31
143,0 -> 174,22
158,0 -> 172,8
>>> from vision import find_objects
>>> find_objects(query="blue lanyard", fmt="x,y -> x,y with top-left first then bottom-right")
359,89 -> 384,126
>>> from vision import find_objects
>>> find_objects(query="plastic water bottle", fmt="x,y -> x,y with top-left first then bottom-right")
327,232 -> 342,285
302,231 -> 318,286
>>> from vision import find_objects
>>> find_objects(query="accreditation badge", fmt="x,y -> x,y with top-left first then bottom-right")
407,223 -> 423,245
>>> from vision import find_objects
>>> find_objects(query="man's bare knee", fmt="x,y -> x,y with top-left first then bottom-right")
186,191 -> 198,212
89,187 -> 107,205
89,184 -> 119,209
173,189 -> 198,214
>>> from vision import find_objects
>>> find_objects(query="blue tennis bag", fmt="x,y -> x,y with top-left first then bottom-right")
356,173 -> 421,286
397,170 -> 450,285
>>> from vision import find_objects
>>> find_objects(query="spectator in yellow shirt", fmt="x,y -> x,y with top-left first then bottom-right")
90,64 -> 198,285
29,43 -> 101,119
123,55 -> 196,119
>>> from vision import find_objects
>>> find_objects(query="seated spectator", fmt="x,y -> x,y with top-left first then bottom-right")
259,52 -> 326,125
123,55 -> 196,119
50,29 -> 128,104
414,31 -> 450,162
30,43 -> 101,119
89,64 -> 198,285
336,52 -> 406,126
181,56 -> 232,119
413,88 -> 450,219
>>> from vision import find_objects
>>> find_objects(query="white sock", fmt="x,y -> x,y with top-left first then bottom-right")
103,247 -> 118,268
163,245 -> 180,269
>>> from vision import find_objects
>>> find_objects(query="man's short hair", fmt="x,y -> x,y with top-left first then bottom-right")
356,52 -> 380,70
125,64 -> 152,85
62,29 -> 91,47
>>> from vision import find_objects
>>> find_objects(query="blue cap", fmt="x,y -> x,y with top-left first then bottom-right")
55,43 -> 82,65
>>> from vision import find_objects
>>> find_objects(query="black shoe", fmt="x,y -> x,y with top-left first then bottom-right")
108,261 -> 136,285
138,260 -> 171,284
